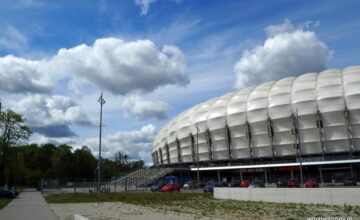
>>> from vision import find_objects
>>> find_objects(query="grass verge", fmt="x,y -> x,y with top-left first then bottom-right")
0,198 -> 12,209
45,192 -> 360,220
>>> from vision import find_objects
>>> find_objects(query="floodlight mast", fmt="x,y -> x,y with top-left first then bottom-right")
97,92 -> 105,192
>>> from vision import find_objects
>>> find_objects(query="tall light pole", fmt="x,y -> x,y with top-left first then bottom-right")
97,92 -> 105,192
293,110 -> 304,187
195,123 -> 200,188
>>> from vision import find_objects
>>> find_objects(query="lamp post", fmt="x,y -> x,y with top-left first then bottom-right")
195,123 -> 200,188
293,110 -> 304,187
97,93 -> 105,192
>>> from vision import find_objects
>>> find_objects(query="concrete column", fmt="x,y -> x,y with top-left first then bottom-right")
240,170 -> 243,181
217,170 -> 221,182
264,169 -> 268,184
319,165 -> 323,183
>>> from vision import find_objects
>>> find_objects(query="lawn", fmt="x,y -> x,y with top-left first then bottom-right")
0,198 -> 12,209
45,192 -> 360,219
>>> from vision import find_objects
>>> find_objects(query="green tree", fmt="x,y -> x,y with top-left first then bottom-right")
51,144 -> 75,179
0,110 -> 32,186
73,146 -> 97,179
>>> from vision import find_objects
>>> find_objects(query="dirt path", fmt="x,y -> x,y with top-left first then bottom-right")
50,202 -> 220,220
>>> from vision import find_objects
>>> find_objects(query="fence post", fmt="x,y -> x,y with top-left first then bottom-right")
125,178 -> 128,192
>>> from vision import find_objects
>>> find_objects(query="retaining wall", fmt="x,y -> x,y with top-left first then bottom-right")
214,188 -> 360,206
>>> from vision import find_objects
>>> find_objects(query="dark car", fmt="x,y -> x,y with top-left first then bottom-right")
161,183 -> 181,192
229,181 -> 240,187
277,180 -> 288,188
344,177 -> 357,186
287,179 -> 300,188
0,187 -> 17,199
304,179 -> 319,188
183,181 -> 196,190
203,182 -> 227,193
249,180 -> 265,188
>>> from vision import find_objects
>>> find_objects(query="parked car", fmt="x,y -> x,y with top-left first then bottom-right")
249,179 -> 265,188
151,183 -> 166,192
276,180 -> 287,188
203,182 -> 228,193
287,179 -> 300,188
161,183 -> 181,192
0,187 -> 17,199
183,181 -> 195,190
229,181 -> 240,187
240,180 -> 250,187
344,177 -> 357,186
304,179 -> 319,188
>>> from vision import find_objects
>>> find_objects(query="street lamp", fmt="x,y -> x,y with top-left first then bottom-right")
292,110 -> 304,187
195,123 -> 200,188
97,92 -> 105,192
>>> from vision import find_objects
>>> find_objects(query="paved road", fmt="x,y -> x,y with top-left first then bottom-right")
0,188 -> 59,220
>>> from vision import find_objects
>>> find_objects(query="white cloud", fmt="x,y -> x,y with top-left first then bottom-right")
14,94 -> 95,137
0,37 -> 188,95
84,124 -> 156,163
121,95 -> 170,120
0,23 -> 28,52
0,55 -> 53,93
35,135 -> 77,146
234,19 -> 332,89
134,0 -> 183,16
135,0 -> 156,16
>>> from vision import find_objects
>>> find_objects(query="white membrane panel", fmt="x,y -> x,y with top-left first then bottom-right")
292,73 -> 322,155
269,77 -> 297,156
177,106 -> 199,162
317,69 -> 349,153
207,92 -> 235,160
191,98 -> 217,161
227,87 -> 254,159
167,117 -> 180,163
247,82 -> 274,158
152,66 -> 360,165
343,66 -> 360,151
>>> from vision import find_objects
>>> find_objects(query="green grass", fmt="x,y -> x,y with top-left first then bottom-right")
0,198 -> 13,209
45,192 -> 360,219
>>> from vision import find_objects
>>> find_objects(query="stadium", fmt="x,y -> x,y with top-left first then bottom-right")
151,66 -> 360,185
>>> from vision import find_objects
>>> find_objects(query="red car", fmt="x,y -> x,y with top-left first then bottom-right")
305,179 -> 319,188
287,179 -> 300,188
161,183 -> 181,192
240,180 -> 250,187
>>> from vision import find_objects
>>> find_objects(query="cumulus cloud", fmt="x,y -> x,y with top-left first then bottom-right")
0,55 -> 53,93
84,124 -> 156,163
14,94 -> 95,137
0,37 -> 188,95
51,38 -> 188,95
121,95 -> 170,120
234,19 -> 332,89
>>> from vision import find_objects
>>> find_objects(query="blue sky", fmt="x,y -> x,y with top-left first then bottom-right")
0,0 -> 359,163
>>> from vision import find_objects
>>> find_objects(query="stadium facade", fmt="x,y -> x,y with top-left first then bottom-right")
152,66 -> 360,183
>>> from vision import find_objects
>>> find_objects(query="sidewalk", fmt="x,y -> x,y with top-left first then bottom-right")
0,188 -> 59,220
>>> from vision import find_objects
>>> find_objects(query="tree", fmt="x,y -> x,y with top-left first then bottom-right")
73,146 -> 97,179
0,110 -> 32,186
